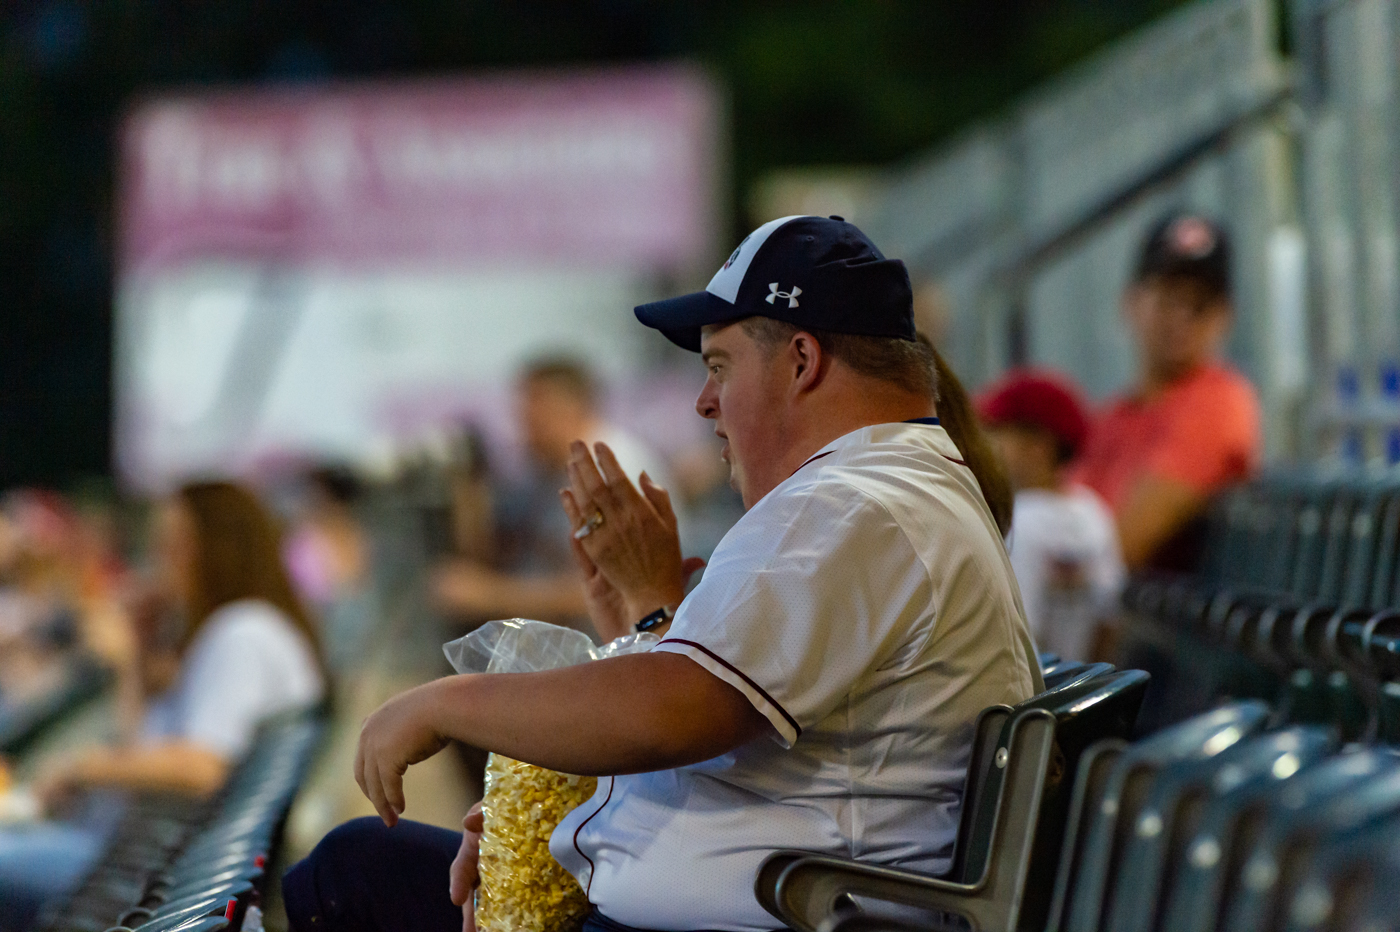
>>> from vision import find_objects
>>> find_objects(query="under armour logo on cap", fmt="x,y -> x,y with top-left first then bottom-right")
767,283 -> 802,308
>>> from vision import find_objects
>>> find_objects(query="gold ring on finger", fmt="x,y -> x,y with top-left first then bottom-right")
573,509 -> 605,540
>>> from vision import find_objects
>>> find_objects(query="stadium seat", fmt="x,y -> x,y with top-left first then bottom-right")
1314,487 -> 1361,606
1039,662 -> 1115,692
1155,743 -> 1386,932
757,670 -> 1148,932
1217,753 -> 1400,932
1101,726 -> 1336,932
1289,484 -> 1337,603
1052,700 -> 1270,932
1368,492 -> 1400,608
1275,807 -> 1400,932
1337,484 -> 1394,608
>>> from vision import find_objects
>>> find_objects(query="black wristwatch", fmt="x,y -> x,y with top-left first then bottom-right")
635,605 -> 674,633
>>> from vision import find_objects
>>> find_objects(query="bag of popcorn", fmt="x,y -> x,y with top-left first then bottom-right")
444,619 -> 658,932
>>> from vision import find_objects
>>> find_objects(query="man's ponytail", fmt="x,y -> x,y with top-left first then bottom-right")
922,337 -> 1014,537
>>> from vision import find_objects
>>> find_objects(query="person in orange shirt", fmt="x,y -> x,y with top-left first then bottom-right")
1073,213 -> 1262,571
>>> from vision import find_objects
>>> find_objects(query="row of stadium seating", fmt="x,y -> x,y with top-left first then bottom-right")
37,713 -> 321,932
1126,472 -> 1400,738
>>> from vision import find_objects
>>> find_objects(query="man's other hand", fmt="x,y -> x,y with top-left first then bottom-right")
355,683 -> 451,826
450,802 -> 484,932
564,441 -> 688,620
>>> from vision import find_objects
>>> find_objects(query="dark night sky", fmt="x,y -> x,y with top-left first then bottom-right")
0,0 -> 1191,488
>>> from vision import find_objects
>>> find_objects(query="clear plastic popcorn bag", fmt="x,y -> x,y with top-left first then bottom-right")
444,619 -> 658,932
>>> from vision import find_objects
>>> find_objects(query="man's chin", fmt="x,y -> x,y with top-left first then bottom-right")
727,465 -> 748,500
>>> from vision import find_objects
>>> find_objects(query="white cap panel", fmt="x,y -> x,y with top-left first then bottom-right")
704,215 -> 803,304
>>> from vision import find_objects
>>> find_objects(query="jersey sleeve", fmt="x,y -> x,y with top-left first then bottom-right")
1144,375 -> 1262,494
654,480 -> 930,748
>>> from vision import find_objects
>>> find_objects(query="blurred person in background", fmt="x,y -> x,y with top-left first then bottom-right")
667,437 -> 747,563
0,492 -> 130,720
0,482 -> 326,931
978,370 -> 1123,661
284,466 -> 376,678
1073,213 -> 1262,571
433,356 -> 685,641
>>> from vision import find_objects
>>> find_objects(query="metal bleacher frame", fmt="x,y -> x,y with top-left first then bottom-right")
858,0 -> 1400,468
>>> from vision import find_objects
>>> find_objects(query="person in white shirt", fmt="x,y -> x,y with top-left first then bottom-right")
39,480 -> 326,798
1,482 -> 325,931
977,370 -> 1125,662
283,216 -> 1040,932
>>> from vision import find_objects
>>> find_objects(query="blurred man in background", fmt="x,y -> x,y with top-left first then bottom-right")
1073,214 -> 1262,571
433,357 -> 678,642
284,467 -> 375,680
978,370 -> 1123,661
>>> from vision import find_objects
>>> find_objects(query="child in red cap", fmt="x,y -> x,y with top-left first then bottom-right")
977,370 -> 1123,662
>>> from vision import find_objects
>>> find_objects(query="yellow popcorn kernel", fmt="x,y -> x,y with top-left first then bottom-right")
476,754 -> 598,932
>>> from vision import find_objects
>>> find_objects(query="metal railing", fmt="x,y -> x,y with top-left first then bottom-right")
860,0 -> 1400,466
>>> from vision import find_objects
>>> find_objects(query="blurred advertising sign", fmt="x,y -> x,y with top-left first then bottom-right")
115,66 -> 721,489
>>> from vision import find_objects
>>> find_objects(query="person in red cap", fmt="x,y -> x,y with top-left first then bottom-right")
1072,213 -> 1261,570
978,369 -> 1124,661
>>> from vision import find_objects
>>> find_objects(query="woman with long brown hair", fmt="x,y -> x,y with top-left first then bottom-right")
0,483 -> 324,929
38,481 -> 325,800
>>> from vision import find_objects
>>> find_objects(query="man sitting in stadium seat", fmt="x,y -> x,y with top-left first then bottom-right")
283,216 -> 1041,932
1073,213 -> 1262,571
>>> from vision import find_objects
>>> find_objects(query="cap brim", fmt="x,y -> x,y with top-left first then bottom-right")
634,290 -> 744,352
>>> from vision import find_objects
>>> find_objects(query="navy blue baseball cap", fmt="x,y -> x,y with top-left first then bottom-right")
635,215 -> 916,352
1134,213 -> 1232,298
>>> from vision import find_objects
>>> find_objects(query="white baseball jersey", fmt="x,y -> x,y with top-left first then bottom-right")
550,420 -> 1041,931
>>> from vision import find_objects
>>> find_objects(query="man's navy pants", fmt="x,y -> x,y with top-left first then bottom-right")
283,817 -> 638,932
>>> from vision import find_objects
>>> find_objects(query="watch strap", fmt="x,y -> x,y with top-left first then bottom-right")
635,605 -> 674,633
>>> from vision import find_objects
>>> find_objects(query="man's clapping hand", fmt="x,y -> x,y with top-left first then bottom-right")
562,442 -> 701,626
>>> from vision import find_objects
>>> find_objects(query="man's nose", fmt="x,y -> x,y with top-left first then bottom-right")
695,382 -> 718,419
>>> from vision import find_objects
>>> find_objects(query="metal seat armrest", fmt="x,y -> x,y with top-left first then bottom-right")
775,712 -> 1058,932
774,855 -> 980,932
756,851 -> 812,923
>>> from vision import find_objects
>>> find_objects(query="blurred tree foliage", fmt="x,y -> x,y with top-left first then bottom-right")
0,0 -> 1190,485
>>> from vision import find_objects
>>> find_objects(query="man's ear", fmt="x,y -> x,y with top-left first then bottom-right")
787,331 -> 826,394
